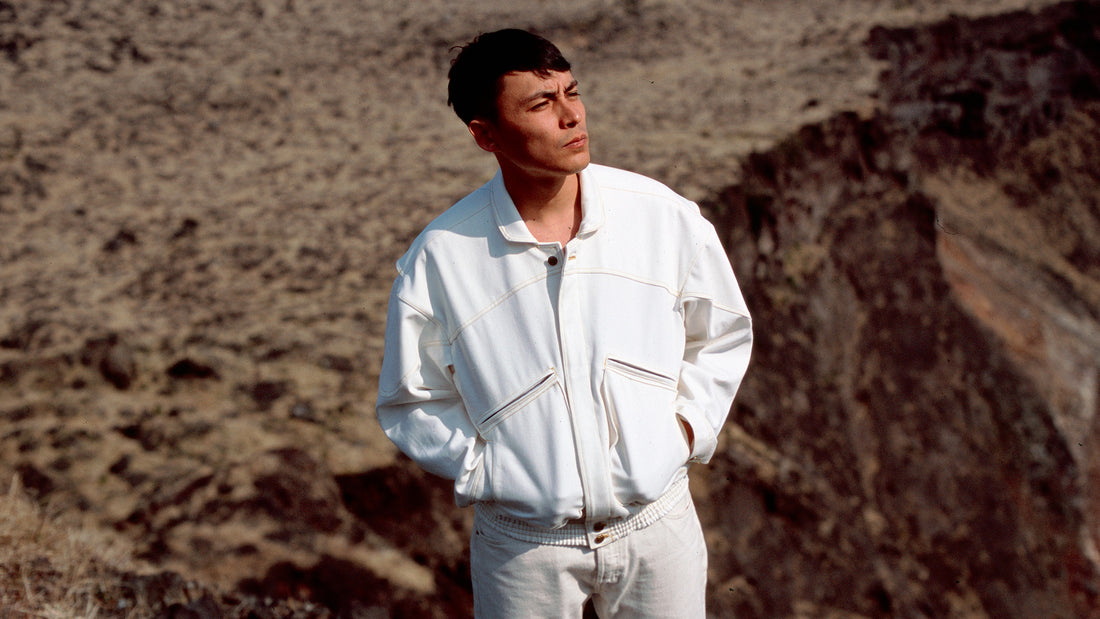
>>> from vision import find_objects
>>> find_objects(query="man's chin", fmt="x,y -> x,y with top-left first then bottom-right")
567,153 -> 591,174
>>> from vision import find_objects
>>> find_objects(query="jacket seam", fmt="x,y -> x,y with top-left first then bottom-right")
377,295 -> 449,398
676,242 -> 706,307
447,269 -> 685,344
566,268 -> 681,297
400,200 -> 495,260
447,271 -> 551,343
679,291 -> 753,318
395,293 -> 445,331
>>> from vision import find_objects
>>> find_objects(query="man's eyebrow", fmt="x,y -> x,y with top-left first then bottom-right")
523,80 -> 580,104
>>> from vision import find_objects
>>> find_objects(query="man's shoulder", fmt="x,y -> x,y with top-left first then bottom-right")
425,180 -> 497,237
586,164 -> 680,197
397,180 -> 495,270
589,164 -> 699,219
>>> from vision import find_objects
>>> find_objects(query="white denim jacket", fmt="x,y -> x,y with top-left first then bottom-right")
377,163 -> 752,532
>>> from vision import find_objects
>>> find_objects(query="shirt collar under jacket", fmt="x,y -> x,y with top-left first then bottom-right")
490,165 -> 607,245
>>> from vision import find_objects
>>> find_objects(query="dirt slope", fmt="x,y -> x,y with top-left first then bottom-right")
3,0 -> 1095,617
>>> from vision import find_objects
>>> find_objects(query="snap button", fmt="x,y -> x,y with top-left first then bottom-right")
593,522 -> 606,532
595,533 -> 609,544
547,256 -> 559,266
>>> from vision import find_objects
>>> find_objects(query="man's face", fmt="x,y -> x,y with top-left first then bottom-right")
470,70 -> 589,180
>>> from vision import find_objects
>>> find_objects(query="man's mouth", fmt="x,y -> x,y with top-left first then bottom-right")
565,134 -> 588,149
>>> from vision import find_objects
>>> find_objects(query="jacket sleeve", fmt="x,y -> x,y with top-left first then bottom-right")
375,276 -> 485,502
675,219 -> 753,464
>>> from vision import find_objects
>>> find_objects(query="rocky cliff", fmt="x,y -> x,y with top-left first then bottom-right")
700,2 -> 1100,616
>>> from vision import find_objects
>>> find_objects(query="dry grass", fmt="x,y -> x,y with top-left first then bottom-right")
0,476 -> 303,619
0,475 -> 147,619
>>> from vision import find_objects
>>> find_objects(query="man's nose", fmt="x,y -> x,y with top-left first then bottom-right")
560,99 -> 583,127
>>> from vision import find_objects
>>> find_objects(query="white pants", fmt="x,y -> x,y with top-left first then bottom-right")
470,490 -> 707,618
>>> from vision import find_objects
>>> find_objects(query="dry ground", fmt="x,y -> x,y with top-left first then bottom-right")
0,0 -> 1071,615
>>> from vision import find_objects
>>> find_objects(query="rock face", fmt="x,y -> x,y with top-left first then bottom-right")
2,0 -> 1099,617
699,2 -> 1100,616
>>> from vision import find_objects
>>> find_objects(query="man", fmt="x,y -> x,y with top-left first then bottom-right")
376,29 -> 752,618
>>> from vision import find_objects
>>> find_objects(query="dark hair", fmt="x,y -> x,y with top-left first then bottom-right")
447,29 -> 572,125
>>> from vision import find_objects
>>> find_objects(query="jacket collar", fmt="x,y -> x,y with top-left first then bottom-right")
491,165 -> 606,244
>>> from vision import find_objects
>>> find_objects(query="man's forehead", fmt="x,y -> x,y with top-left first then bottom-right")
499,70 -> 576,96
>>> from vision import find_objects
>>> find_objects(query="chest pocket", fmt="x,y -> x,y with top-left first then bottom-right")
602,356 -> 687,504
473,368 -> 581,512
476,369 -> 558,434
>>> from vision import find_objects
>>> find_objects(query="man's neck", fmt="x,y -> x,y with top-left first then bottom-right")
501,167 -> 583,246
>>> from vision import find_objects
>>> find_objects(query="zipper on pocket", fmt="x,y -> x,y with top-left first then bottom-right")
479,369 -> 557,434
605,357 -> 677,390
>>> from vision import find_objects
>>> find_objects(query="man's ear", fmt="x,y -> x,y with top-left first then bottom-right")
468,119 -> 499,153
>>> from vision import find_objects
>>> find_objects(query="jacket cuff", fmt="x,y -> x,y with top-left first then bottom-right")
453,439 -> 489,506
676,402 -> 717,463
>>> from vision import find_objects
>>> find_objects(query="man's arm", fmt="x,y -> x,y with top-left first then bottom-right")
376,285 -> 486,501
675,221 -> 753,463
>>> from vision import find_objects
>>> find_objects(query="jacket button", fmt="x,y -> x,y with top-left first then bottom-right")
593,522 -> 606,532
548,256 -> 559,266
595,533 -> 608,544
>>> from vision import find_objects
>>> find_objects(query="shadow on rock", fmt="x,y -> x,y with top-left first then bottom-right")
335,457 -> 473,614
238,555 -> 446,618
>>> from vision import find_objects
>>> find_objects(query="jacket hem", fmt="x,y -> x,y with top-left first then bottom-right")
473,473 -> 690,549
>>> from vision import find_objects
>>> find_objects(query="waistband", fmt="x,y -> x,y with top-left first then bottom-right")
474,473 -> 690,548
